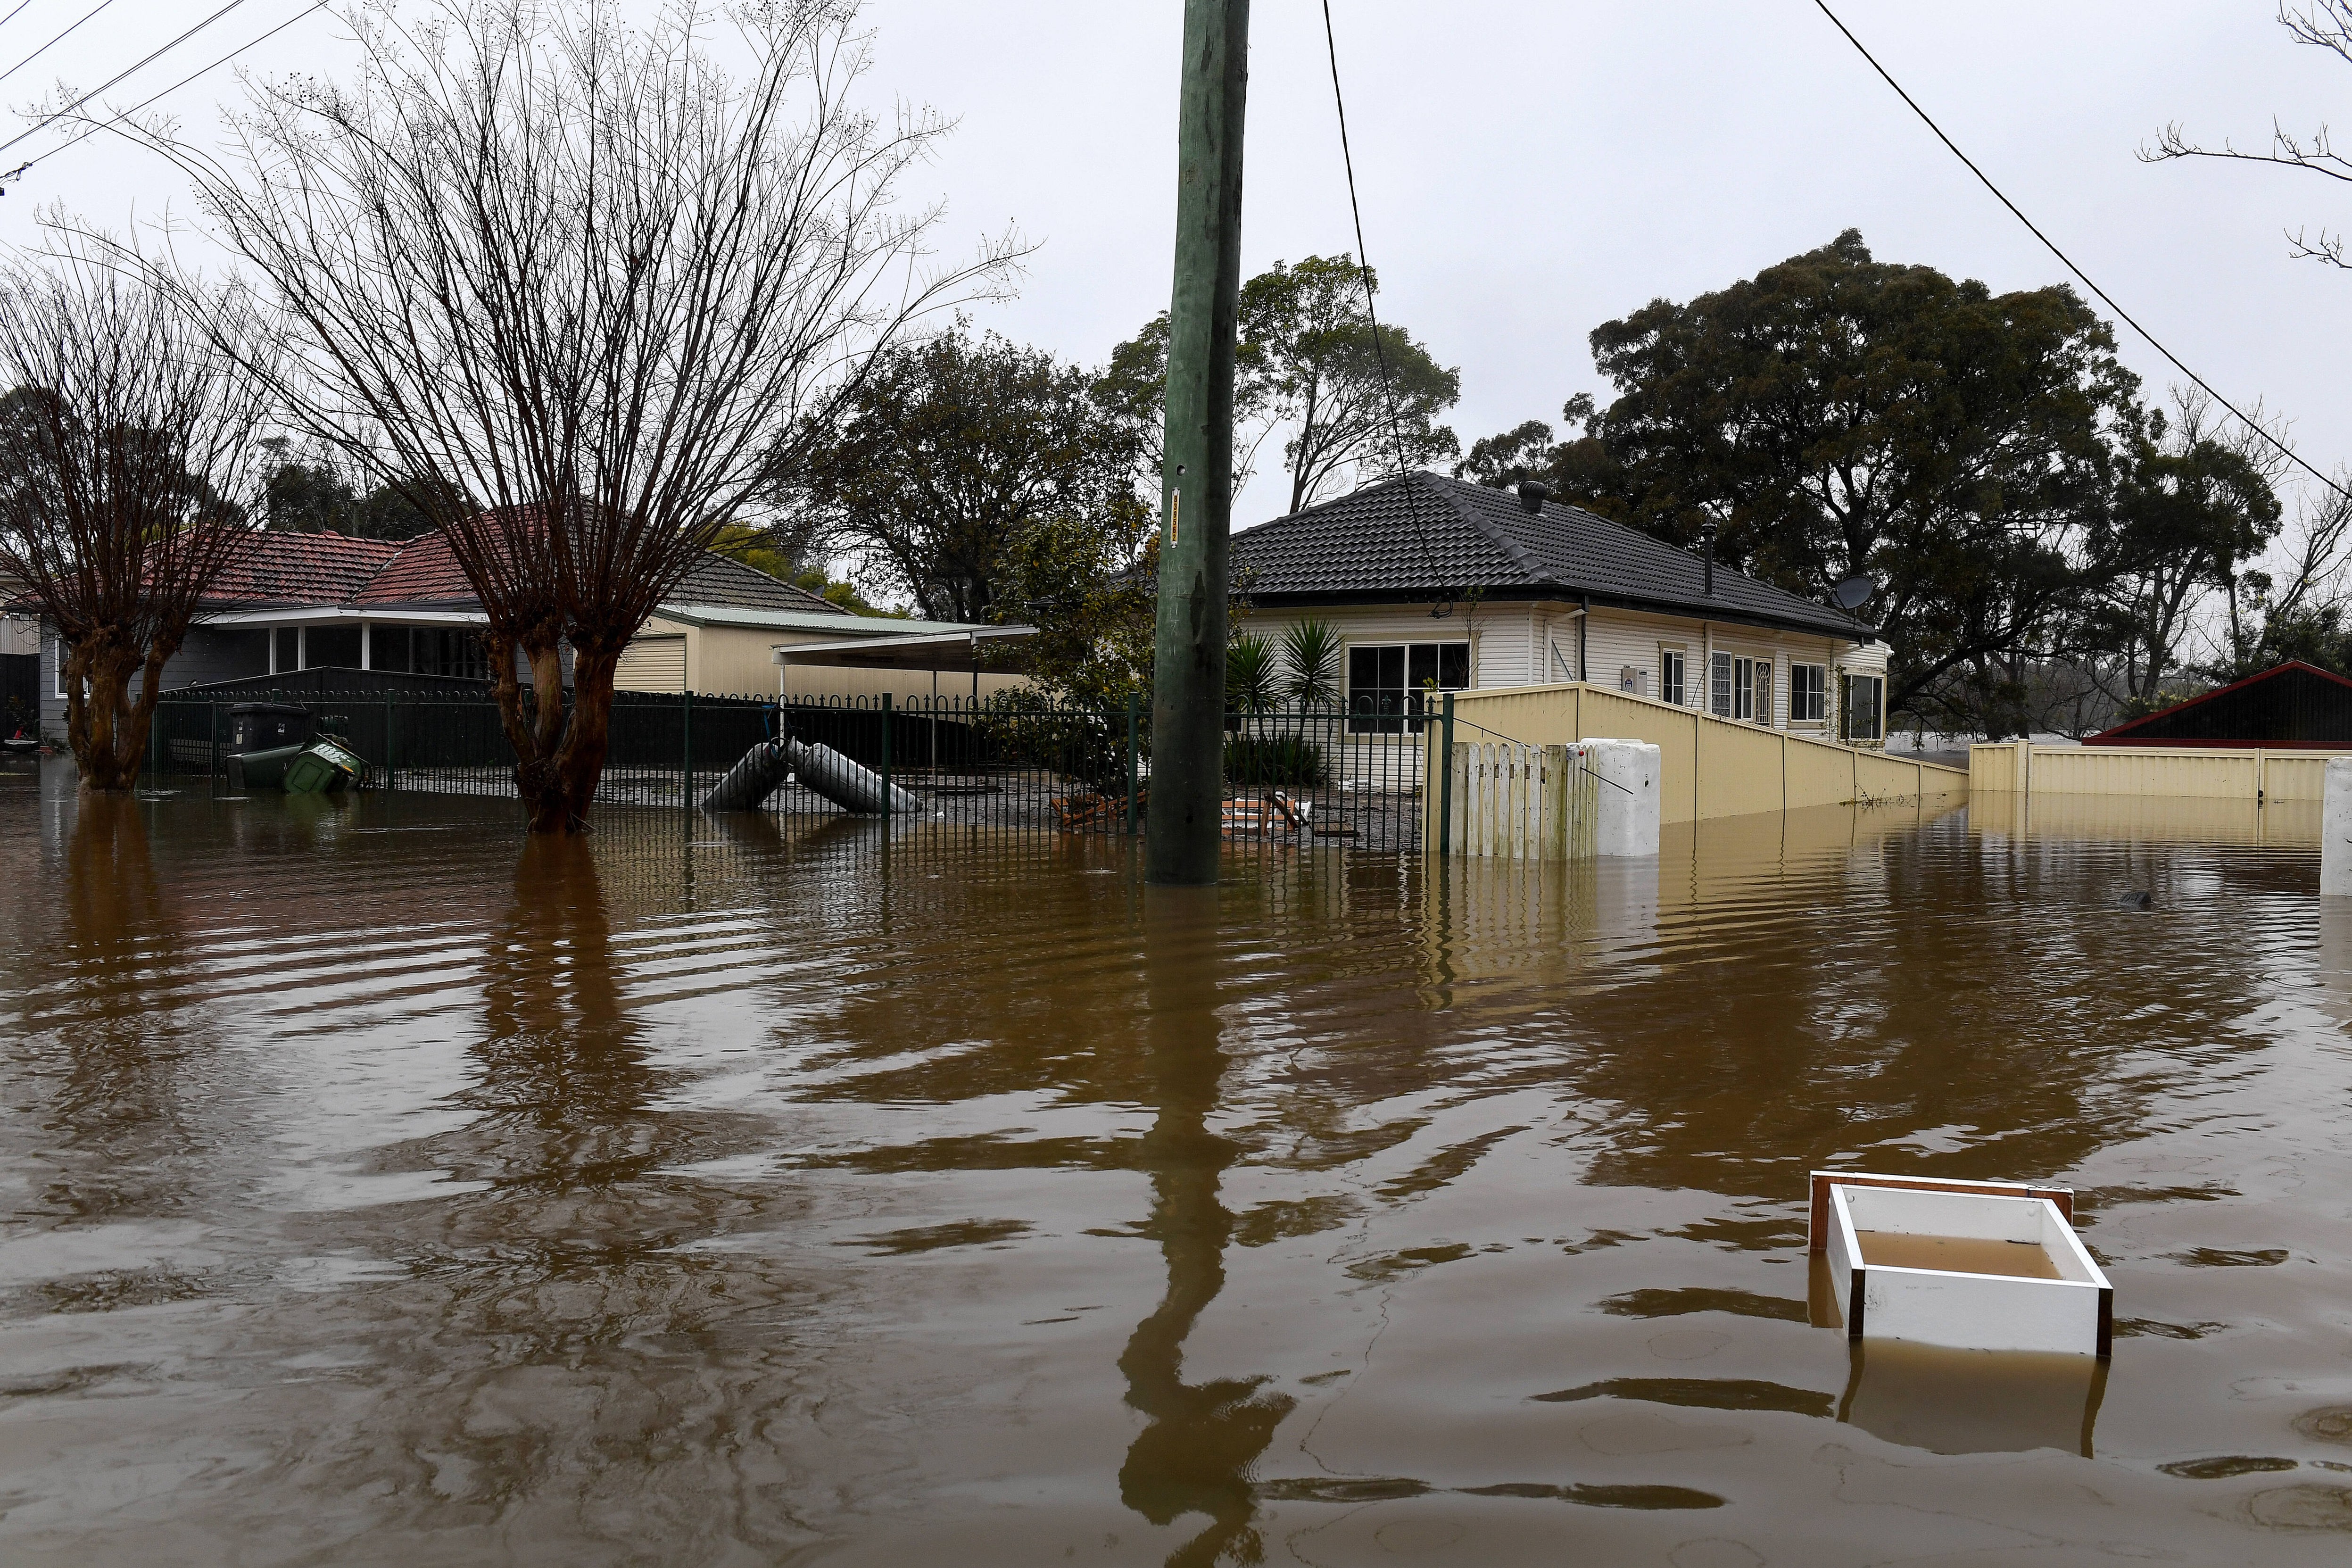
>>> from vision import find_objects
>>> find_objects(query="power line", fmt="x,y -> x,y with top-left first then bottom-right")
0,0 -> 109,88
3,0 -> 326,185
1811,0 -> 2350,503
8,5 -> 320,183
1319,0 -> 1456,618
0,0 -> 255,162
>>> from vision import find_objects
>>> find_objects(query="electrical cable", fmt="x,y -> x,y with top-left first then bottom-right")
1811,0 -> 2350,503
0,0 -> 256,162
2,0 -> 325,186
0,0 -> 108,88
1319,0 -> 1458,619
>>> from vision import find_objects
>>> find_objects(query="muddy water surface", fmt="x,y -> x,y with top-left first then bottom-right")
4,760 -> 2352,1564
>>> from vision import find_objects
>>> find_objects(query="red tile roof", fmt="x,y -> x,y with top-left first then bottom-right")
205,531 -> 404,607
351,530 -> 850,614
351,531 -> 473,606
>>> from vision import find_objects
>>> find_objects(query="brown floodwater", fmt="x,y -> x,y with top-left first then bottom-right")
1851,1232 -> 2061,1281
4,758 -> 2352,1564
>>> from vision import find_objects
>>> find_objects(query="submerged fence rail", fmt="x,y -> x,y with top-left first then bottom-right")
144,688 -> 1430,852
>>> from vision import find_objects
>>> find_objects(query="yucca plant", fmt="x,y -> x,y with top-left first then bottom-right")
1226,632 -> 1279,720
1282,618 -> 1341,709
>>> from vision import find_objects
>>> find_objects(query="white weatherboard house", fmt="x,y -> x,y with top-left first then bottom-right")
1229,472 -> 1892,744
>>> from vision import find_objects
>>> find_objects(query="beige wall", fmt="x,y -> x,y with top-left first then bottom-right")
618,617 -> 1027,703
1239,601 -> 1889,741
1433,681 -> 1966,834
1971,741 -> 2349,804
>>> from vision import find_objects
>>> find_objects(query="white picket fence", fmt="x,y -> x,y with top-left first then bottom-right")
1444,741 -> 1599,860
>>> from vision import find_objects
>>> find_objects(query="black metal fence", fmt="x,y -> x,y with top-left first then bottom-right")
145,689 -> 1429,852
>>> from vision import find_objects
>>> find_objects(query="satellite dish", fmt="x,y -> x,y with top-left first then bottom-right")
1832,575 -> 1876,611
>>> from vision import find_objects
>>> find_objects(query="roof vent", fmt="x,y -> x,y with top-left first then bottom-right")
1516,480 -> 1550,515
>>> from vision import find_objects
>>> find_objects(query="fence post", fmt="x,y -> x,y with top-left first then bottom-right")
1126,691 -> 1139,835
879,691 -> 893,811
681,690 -> 695,813
1438,691 -> 1454,857
209,701 -> 220,797
384,696 -> 397,791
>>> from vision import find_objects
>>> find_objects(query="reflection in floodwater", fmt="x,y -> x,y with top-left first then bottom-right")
6,765 -> 2352,1562
1839,1338 -> 2108,1458
1117,889 -> 1294,1566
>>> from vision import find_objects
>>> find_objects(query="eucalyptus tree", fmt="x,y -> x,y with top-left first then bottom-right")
155,0 -> 1015,831
1472,231 -> 2139,734
1106,254 -> 1458,518
0,245 -> 273,790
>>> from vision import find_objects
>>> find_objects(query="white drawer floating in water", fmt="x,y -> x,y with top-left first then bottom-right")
1807,1172 -> 2113,1357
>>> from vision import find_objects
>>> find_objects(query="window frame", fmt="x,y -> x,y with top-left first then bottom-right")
1346,640 -> 1470,734
1659,645 -> 1686,707
1790,662 -> 1827,723
1843,673 -> 1885,741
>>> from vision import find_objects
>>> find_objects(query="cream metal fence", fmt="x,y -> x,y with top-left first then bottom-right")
1432,682 -> 1966,832
1970,742 -> 2350,804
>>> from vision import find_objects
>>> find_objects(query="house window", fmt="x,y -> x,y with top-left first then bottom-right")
1660,647 -> 1686,706
1712,653 -> 1772,722
52,637 -> 66,700
1843,673 -> 1884,741
416,629 -> 489,682
1348,641 -> 1468,733
1791,663 -> 1827,722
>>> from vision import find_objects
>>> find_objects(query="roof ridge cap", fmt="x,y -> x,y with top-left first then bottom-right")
1438,473 -> 1552,584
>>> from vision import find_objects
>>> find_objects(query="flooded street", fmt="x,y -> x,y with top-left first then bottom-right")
4,758 -> 2351,1564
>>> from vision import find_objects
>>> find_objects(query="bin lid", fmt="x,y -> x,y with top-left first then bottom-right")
229,702 -> 310,718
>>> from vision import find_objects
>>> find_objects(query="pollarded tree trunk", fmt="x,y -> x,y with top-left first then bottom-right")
551,647 -> 622,832
485,624 -> 579,833
61,636 -> 174,792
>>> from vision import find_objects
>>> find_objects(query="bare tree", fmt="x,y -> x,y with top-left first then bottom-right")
149,0 -> 1015,831
2145,3 -> 2352,267
0,240 -> 271,791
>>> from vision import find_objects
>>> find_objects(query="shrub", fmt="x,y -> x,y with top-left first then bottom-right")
1224,733 -> 1327,788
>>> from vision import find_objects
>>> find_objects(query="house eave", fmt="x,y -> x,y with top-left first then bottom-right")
1237,585 -> 1878,641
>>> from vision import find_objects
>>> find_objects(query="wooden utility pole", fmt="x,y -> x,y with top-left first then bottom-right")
1147,0 -> 1250,886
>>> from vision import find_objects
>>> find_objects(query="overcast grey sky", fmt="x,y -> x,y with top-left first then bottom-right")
5,1 -> 2351,539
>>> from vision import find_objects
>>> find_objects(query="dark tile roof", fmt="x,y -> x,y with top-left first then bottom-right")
350,532 -> 846,614
205,531 -> 404,607
1230,471 -> 1876,640
671,553 -> 845,614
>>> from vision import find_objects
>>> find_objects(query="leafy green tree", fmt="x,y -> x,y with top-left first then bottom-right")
1474,231 -> 2140,735
2091,390 -> 2283,707
255,436 -> 429,539
1455,415 -> 1562,489
795,331 -> 1145,625
1243,255 -> 1458,514
1108,254 -> 1459,518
